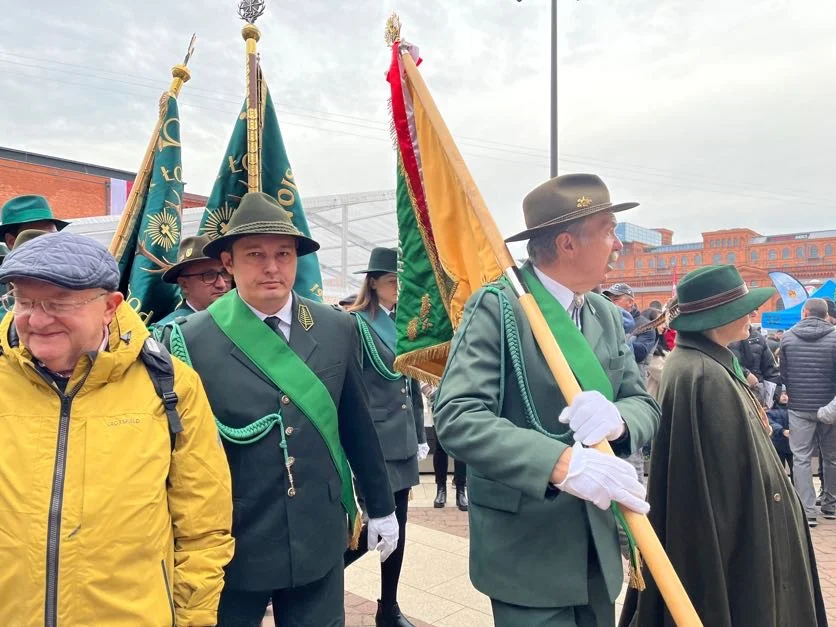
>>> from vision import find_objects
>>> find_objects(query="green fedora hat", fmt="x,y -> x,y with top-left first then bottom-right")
162,234 -> 216,283
506,173 -> 638,243
202,192 -> 320,259
670,265 -> 776,332
354,247 -> 397,275
0,195 -> 69,238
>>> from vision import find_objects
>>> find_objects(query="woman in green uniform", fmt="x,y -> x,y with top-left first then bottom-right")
345,247 -> 427,627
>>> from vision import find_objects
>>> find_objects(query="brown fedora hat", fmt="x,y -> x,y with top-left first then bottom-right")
162,234 -> 216,283
505,173 -> 638,243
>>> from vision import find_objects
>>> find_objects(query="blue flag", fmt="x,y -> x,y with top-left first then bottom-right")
768,271 -> 808,309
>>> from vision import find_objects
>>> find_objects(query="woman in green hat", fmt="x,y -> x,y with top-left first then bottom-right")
620,265 -> 826,627
345,247 -> 426,627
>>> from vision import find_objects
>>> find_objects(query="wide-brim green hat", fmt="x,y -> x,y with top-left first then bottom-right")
354,247 -> 397,274
670,265 -> 776,332
506,173 -> 638,243
162,234 -> 216,283
0,195 -> 69,238
202,192 -> 320,259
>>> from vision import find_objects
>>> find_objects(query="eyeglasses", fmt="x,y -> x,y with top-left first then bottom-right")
1,291 -> 108,317
179,269 -> 233,285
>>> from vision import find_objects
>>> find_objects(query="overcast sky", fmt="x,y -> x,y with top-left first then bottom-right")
2,0 -> 834,250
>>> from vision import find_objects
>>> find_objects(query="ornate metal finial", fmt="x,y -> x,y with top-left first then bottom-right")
183,33 -> 197,66
384,12 -> 402,46
238,0 -> 266,24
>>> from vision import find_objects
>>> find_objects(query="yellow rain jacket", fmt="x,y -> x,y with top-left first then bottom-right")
0,303 -> 234,626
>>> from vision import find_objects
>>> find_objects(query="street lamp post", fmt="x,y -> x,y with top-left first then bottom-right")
517,0 -> 558,177
549,0 -> 557,177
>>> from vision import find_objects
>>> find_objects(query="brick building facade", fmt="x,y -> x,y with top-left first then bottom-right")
0,146 -> 207,220
608,223 -> 836,321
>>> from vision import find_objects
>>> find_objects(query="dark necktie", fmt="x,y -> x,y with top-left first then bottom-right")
571,294 -> 584,330
265,316 -> 286,341
388,310 -> 396,321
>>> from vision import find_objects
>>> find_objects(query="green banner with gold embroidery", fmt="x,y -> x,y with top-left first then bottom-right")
392,159 -> 454,383
198,73 -> 323,301
115,94 -> 183,324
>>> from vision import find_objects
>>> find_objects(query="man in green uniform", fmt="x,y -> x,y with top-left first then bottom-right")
156,234 -> 232,325
434,173 -> 660,627
0,195 -> 69,250
162,192 -> 397,626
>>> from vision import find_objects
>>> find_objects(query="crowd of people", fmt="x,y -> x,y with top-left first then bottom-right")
605,279 -> 836,532
0,178 -> 832,627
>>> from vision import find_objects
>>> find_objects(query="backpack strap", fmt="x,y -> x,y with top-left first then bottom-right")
140,336 -> 183,450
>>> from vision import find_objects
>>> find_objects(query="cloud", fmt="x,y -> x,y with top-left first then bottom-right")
1,0 -> 834,251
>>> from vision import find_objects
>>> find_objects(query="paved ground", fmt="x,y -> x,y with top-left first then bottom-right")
261,476 -> 835,626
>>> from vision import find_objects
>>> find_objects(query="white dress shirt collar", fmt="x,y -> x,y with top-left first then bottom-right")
532,265 -> 579,312
241,294 -> 293,341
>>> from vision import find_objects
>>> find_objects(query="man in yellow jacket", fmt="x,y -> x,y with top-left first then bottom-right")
0,232 -> 234,626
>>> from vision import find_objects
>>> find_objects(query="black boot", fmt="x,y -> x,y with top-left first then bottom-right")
434,485 -> 447,508
456,486 -> 468,511
376,600 -> 415,627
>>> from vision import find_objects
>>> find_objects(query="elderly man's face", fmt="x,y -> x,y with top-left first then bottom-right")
562,212 -> 623,291
11,278 -> 122,373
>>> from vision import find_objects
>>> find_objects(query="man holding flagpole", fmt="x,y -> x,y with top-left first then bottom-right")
434,173 -> 660,626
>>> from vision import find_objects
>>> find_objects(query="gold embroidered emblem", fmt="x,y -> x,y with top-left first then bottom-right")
184,247 -> 193,259
577,196 -> 592,209
298,303 -> 314,331
146,209 -> 180,251
407,294 -> 434,341
202,203 -> 235,239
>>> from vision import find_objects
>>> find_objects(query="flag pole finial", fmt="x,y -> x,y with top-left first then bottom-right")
384,12 -> 402,46
238,0 -> 266,24
239,0 -> 265,192
168,34 -> 197,97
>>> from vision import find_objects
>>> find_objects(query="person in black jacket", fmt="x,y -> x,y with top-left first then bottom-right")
767,388 -> 793,480
780,298 -> 836,527
729,311 -> 781,405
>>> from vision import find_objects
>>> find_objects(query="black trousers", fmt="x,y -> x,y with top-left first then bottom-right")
433,439 -> 466,488
217,558 -> 344,627
344,487 -> 410,606
778,450 -> 794,481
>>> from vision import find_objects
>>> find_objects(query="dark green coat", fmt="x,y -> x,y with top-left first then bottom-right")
163,294 -> 394,592
620,332 -> 827,627
434,281 -> 660,608
355,308 -> 425,494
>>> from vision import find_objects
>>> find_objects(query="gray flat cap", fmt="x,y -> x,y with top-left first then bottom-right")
0,231 -> 120,291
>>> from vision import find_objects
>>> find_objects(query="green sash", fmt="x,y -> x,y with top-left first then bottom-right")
357,307 -> 396,355
207,290 -> 357,525
521,267 -> 614,401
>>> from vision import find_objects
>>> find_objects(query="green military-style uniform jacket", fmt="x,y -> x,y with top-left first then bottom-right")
434,279 -> 660,609
354,306 -> 425,494
163,293 -> 394,592
620,332 -> 827,627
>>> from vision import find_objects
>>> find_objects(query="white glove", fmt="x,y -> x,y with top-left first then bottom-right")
557,442 -> 649,514
367,512 -> 400,562
417,442 -> 430,461
559,390 -> 626,445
